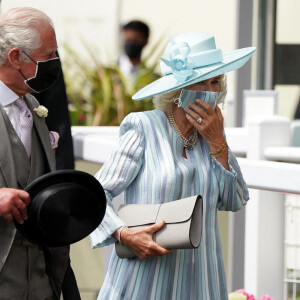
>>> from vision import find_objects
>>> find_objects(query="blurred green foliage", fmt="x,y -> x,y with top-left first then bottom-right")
63,39 -> 164,126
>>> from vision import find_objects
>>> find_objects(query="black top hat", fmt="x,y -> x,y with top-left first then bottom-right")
15,170 -> 106,247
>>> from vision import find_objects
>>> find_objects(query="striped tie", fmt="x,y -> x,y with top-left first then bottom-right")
14,98 -> 33,157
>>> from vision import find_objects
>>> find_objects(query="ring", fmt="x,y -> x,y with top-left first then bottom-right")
196,117 -> 202,124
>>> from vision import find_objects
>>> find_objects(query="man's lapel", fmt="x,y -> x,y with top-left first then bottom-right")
24,94 -> 56,172
0,106 -> 18,187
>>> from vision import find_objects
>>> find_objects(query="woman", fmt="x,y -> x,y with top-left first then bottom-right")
90,32 -> 255,299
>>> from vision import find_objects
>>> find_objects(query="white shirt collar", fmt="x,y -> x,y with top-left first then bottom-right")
0,80 -> 20,106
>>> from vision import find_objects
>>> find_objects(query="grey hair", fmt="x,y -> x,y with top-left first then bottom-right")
0,7 -> 54,66
153,74 -> 228,112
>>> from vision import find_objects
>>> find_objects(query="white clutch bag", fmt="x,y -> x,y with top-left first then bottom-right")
115,195 -> 203,259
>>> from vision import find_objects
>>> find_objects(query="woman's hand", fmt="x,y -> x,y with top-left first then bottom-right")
186,99 -> 224,149
186,99 -> 229,169
115,221 -> 172,260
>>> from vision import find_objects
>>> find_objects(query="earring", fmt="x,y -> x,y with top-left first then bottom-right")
174,98 -> 182,107
173,90 -> 183,107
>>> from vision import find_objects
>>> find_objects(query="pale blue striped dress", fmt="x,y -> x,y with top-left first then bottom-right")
90,109 -> 249,300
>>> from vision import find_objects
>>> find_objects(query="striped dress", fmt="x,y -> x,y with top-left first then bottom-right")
90,109 -> 249,300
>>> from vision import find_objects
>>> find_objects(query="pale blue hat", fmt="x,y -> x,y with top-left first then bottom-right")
132,32 -> 256,100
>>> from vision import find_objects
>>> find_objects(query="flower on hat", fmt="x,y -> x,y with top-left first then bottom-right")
33,105 -> 48,118
160,34 -> 194,82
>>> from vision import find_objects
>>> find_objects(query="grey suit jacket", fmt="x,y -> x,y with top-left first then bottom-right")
0,94 -> 69,299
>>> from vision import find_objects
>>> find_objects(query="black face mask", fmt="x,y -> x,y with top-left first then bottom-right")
20,51 -> 61,93
124,42 -> 144,59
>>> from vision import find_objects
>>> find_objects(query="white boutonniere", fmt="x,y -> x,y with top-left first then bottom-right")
33,105 -> 48,118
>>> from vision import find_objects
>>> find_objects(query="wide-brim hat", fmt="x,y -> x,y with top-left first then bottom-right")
133,32 -> 256,100
15,170 -> 106,247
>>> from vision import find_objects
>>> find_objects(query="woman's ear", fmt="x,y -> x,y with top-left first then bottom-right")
7,48 -> 22,69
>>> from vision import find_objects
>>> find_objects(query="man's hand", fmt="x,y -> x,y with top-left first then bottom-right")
0,188 -> 30,224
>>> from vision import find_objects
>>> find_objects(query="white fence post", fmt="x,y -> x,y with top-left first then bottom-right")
244,116 -> 290,299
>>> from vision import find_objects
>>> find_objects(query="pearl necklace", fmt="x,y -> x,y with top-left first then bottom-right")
166,109 -> 198,150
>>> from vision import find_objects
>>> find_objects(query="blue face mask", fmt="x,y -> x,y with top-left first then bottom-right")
175,89 -> 226,110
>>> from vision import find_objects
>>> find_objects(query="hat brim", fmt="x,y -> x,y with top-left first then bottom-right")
15,170 -> 106,247
132,47 -> 256,100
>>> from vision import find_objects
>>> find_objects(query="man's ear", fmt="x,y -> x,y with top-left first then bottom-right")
7,48 -> 22,69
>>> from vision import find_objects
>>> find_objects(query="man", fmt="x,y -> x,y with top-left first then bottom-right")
0,7 -> 79,300
119,20 -> 150,82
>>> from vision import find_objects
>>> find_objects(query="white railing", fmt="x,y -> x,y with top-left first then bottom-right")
227,116 -> 300,300
72,115 -> 300,300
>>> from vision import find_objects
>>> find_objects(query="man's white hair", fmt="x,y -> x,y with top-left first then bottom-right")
0,7 -> 54,66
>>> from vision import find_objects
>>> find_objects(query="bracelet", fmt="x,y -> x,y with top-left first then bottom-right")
213,145 -> 227,159
118,226 -> 126,245
209,139 -> 227,156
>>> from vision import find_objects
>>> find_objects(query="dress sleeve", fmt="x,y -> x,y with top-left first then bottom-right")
90,113 -> 145,248
212,147 -> 250,212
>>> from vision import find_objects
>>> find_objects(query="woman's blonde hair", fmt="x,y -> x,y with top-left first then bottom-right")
153,74 -> 227,112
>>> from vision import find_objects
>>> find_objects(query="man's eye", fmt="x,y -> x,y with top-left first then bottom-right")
212,80 -> 219,85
